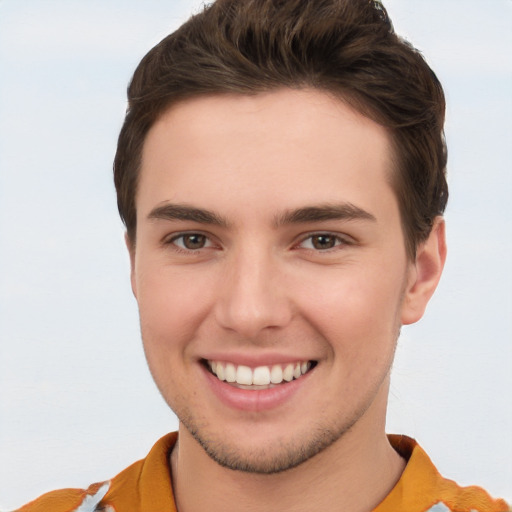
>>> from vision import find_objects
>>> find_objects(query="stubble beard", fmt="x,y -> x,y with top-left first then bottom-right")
151,297 -> 404,475
172,330 -> 402,475
176,396 -> 375,475
185,424 -> 352,474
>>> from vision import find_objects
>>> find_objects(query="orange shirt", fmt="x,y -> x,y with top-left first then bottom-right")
17,433 -> 510,512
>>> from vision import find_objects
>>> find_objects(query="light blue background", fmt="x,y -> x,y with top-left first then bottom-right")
1,1 -> 511,509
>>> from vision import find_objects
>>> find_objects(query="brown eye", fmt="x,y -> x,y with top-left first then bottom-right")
183,234 -> 206,249
172,234 -> 209,250
310,234 -> 338,250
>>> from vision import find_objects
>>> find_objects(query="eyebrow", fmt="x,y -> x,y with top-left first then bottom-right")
147,203 -> 230,227
275,203 -> 376,227
147,202 -> 376,228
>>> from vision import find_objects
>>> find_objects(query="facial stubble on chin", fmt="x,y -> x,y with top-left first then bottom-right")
151,280 -> 406,474
152,337 -> 403,479
183,417 -> 360,475
176,372 -> 392,476
172,318 -> 403,474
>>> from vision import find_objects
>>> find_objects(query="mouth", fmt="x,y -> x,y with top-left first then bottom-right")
203,359 -> 316,390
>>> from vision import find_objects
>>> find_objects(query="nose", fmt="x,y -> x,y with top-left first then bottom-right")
214,246 -> 293,339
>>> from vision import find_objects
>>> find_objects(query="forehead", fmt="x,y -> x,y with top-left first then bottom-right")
138,89 -> 395,221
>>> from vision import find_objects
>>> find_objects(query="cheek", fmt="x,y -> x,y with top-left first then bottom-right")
135,271 -> 210,403
295,264 -> 405,350
135,267 -> 214,354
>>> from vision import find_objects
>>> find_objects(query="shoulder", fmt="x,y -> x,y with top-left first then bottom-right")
15,482 -> 111,512
425,479 -> 511,512
15,433 -> 178,512
376,435 -> 510,512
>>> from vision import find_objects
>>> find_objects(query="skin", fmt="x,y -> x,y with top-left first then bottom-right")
128,89 -> 446,512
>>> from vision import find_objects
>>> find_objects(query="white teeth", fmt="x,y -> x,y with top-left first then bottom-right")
225,363 -> 236,383
216,364 -> 226,381
282,364 -> 294,382
270,365 -> 283,384
253,366 -> 271,386
236,365 -> 253,385
208,360 -> 313,387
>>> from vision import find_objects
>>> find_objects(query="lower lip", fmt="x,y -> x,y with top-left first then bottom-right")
202,365 -> 311,412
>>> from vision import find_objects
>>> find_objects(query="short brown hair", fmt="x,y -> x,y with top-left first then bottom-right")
114,0 -> 448,258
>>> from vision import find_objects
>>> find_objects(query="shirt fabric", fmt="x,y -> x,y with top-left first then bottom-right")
17,433 -> 510,512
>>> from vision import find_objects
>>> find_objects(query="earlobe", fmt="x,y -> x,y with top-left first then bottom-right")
401,217 -> 447,325
125,232 -> 138,299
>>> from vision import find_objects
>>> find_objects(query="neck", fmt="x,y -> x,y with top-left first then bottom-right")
170,405 -> 405,512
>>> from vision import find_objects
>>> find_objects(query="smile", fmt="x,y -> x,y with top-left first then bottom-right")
206,360 -> 314,388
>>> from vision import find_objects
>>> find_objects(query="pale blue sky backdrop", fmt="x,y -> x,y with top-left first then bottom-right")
0,1 -> 511,509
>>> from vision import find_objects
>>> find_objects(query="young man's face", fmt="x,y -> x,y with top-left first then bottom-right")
129,89 -> 440,473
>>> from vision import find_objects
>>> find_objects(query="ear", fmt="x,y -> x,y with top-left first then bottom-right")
401,217 -> 447,325
125,232 -> 138,299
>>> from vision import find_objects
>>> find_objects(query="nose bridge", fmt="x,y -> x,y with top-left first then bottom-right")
215,241 -> 292,338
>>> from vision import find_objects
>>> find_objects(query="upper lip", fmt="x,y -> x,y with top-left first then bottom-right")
200,353 -> 317,367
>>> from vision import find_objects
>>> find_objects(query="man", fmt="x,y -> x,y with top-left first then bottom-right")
18,0 -> 509,511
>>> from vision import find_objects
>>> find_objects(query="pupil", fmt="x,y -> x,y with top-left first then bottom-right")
184,234 -> 205,249
313,235 -> 334,250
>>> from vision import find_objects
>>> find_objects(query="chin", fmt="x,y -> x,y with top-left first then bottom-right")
182,416 -> 357,475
